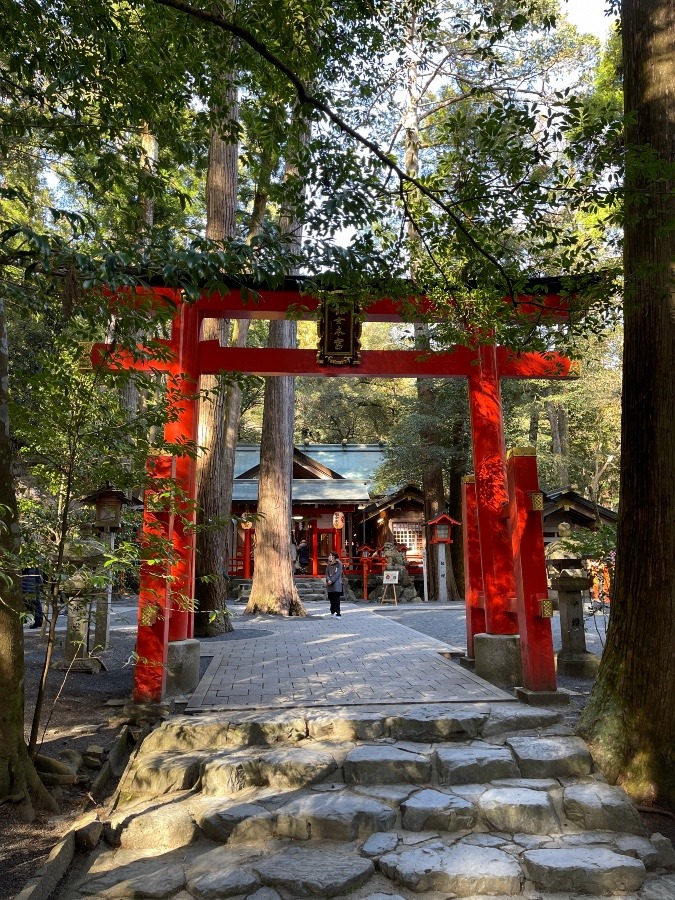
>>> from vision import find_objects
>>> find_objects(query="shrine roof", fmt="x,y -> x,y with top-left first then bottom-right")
542,488 -> 617,524
232,478 -> 371,503
235,444 -> 385,485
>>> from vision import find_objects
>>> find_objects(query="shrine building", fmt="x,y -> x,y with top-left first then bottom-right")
229,444 -> 616,579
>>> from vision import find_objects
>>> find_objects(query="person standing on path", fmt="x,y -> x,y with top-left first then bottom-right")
325,551 -> 344,617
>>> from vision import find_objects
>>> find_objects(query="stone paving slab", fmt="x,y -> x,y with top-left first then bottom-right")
188,609 -> 512,711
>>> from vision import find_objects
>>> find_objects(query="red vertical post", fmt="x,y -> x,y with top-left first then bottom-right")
362,557 -> 370,601
243,528 -> 252,579
467,343 -> 518,635
311,528 -> 319,576
164,302 -> 200,642
134,455 -> 176,703
506,448 -> 557,692
461,475 -> 486,659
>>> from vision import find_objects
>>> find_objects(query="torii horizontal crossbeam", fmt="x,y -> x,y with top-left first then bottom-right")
198,344 -> 575,379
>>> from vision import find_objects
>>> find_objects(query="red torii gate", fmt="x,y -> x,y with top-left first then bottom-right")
92,282 -> 574,703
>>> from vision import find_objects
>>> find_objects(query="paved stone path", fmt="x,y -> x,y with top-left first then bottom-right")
189,608 -> 512,712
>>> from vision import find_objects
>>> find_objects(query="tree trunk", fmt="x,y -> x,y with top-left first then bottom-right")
447,414 -> 467,598
545,390 -> 570,487
0,298 -> 57,816
414,325 -> 457,600
120,125 -> 159,441
403,27 -> 459,602
193,79 -> 239,636
140,123 -> 159,233
578,0 -> 675,806
528,401 -> 540,446
217,155 -> 274,578
246,113 -> 309,616
245,318 -> 304,616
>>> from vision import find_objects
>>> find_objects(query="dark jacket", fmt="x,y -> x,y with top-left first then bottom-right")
22,567 -> 44,595
298,542 -> 310,566
325,558 -> 344,593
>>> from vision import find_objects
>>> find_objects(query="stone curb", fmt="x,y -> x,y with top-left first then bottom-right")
109,722 -> 153,813
12,726 -> 142,900
87,725 -> 133,804
12,832 -> 75,900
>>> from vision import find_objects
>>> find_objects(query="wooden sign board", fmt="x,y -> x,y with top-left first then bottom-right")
317,298 -> 362,365
383,570 -> 399,584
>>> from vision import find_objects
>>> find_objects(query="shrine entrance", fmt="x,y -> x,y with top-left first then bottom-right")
93,281 -> 574,706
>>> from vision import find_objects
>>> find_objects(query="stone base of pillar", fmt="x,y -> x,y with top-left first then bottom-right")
166,638 -> 201,697
458,655 -> 476,671
556,650 -> 601,678
515,686 -> 570,706
474,633 -> 522,690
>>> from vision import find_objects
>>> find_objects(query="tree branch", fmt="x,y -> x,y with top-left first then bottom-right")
152,0 -> 516,299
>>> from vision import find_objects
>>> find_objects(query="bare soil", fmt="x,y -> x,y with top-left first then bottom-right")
0,617 -> 137,900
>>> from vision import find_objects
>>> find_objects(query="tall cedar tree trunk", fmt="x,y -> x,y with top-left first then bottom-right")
120,124 -> 158,416
447,412 -> 467,596
218,155 -> 274,575
404,26 -> 459,601
414,326 -> 461,600
578,0 -> 675,805
246,117 -> 308,616
544,388 -> 570,487
0,299 -> 56,815
194,80 -> 238,636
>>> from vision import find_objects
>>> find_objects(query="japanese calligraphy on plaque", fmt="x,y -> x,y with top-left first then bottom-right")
317,297 -> 362,366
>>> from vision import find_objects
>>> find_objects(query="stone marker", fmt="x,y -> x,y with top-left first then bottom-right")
552,572 -> 601,677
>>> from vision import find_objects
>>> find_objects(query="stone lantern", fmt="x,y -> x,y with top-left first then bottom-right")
81,483 -> 129,651
81,482 -> 127,533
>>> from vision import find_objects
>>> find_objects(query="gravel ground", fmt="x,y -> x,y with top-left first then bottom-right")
3,595 -> 673,900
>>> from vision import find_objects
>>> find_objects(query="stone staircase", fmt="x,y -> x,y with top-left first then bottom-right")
294,577 -> 328,604
235,577 -> 328,605
61,703 -> 675,899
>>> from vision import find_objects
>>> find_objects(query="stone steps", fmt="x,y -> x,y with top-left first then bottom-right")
63,703 -> 675,899
234,577 -> 328,604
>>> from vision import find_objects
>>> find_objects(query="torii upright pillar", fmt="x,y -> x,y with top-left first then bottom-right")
467,344 -> 521,688
93,297 -> 201,704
